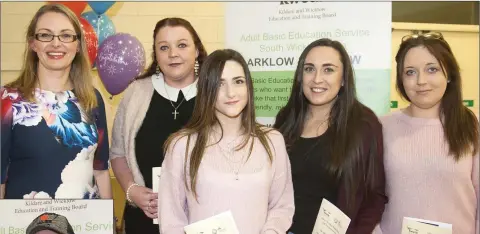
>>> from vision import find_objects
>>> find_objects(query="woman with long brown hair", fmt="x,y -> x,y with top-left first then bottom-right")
158,49 -> 294,233
380,32 -> 479,234
274,38 -> 387,234
0,4 -> 111,200
109,18 -> 207,233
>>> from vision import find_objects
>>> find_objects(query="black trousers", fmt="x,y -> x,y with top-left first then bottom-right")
123,203 -> 159,234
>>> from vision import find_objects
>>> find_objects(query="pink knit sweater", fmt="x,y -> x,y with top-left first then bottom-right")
379,110 -> 479,234
158,130 -> 295,234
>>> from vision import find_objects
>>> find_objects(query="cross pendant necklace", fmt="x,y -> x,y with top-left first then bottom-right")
164,79 -> 193,120
172,109 -> 179,120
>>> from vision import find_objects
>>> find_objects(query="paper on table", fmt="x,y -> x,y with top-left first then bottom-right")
401,217 -> 452,234
312,198 -> 351,234
152,167 -> 161,224
184,211 -> 240,234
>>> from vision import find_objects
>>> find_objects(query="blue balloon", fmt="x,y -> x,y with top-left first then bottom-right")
87,1 -> 115,15
81,11 -> 116,46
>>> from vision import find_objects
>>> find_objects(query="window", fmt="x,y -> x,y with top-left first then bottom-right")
393,2 -> 479,25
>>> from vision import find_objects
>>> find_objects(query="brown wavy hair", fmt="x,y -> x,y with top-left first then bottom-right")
5,3 -> 97,115
395,33 -> 479,160
164,49 -> 273,199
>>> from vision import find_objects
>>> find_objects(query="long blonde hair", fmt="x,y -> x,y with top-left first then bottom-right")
6,3 -> 97,115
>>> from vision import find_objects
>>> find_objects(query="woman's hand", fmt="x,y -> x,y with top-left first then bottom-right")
129,185 -> 158,219
143,197 -> 158,219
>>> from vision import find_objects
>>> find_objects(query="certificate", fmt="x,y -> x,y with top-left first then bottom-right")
401,217 -> 452,234
184,211 -> 240,234
152,167 -> 162,224
312,199 -> 351,234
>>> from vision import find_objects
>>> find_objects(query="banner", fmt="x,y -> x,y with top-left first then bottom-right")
225,2 -> 392,125
0,199 -> 114,234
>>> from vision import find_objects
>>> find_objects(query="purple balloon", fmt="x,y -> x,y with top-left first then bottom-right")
97,33 -> 146,95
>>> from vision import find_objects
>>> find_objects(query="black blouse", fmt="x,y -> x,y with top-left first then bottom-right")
287,131 -> 340,234
134,90 -> 195,188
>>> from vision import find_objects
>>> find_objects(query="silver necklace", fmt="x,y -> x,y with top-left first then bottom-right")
163,79 -> 193,120
215,135 -> 246,180
315,118 -> 329,135
217,137 -> 243,163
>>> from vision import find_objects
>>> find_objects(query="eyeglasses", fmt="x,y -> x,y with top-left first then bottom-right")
401,31 -> 444,42
34,33 -> 78,43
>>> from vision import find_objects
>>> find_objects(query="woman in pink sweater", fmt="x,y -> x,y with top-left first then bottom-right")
158,49 -> 295,234
380,32 -> 479,234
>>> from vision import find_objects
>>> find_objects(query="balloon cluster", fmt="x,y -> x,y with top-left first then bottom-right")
48,1 -> 146,96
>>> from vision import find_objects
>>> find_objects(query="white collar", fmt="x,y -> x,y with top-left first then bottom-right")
151,73 -> 197,102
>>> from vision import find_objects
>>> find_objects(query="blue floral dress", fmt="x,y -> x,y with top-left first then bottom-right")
0,87 -> 109,199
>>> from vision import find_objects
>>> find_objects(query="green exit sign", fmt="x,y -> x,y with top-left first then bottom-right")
463,100 -> 474,107
390,101 -> 398,108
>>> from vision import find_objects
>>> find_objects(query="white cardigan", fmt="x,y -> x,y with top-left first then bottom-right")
110,78 -> 154,186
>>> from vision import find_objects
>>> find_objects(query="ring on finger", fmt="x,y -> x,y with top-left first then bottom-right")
147,200 -> 151,211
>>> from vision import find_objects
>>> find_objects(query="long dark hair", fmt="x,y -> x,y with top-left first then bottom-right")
395,33 -> 479,160
164,49 -> 273,198
136,17 -> 208,80
274,38 -> 381,208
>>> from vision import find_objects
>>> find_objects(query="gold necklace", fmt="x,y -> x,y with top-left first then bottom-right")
315,118 -> 329,136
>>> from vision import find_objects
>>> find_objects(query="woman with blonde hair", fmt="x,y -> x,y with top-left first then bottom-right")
0,4 -> 111,199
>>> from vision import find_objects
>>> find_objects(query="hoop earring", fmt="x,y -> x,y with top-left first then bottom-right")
194,60 -> 199,77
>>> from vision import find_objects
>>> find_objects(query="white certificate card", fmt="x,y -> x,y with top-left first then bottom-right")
184,211 -> 240,234
401,217 -> 452,234
312,199 -> 351,234
152,167 -> 161,224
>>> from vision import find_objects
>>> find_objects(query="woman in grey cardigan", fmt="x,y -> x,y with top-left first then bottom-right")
109,18 -> 207,234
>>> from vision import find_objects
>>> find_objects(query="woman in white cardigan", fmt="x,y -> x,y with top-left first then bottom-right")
109,18 -> 207,233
